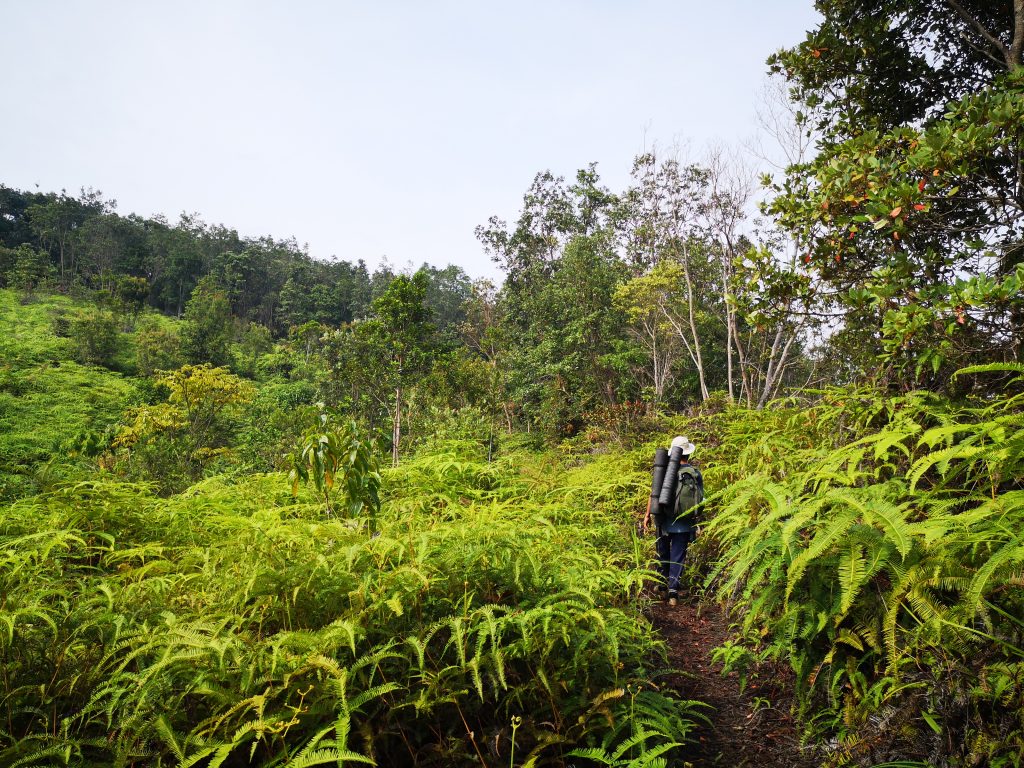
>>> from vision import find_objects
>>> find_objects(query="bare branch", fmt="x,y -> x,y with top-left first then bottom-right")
956,28 -> 1013,70
943,0 -> 1012,68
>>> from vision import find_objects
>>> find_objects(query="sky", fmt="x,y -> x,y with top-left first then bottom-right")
2,1 -> 820,282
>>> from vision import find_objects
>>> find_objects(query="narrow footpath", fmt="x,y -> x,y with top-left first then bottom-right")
649,598 -> 821,767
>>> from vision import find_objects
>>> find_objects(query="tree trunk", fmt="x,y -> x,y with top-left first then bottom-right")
757,326 -> 799,409
392,385 -> 402,467
720,248 -> 735,402
734,314 -> 753,407
681,242 -> 710,400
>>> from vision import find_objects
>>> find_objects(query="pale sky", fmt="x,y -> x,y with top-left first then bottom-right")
2,1 -> 820,281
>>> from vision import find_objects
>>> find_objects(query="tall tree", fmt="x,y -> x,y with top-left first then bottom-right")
478,166 -> 628,433
613,264 -> 687,406
0,185 -> 49,249
770,1 -> 1024,139
420,263 -> 473,343
768,1 -> 1024,379
618,152 -> 719,400
179,275 -> 234,367
367,271 -> 436,465
27,189 -> 110,285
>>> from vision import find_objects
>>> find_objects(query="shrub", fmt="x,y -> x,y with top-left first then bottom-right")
69,310 -> 119,367
702,371 -> 1024,765
0,444 -> 704,767
133,320 -> 183,376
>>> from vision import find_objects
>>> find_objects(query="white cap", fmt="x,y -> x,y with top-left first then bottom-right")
670,436 -> 696,454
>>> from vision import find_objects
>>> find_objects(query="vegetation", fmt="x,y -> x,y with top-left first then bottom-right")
701,370 -> 1024,765
0,290 -> 140,500
0,440 -> 706,767
2,2 -> 1024,765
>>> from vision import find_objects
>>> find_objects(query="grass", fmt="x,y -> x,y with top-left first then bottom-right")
0,289 -> 140,500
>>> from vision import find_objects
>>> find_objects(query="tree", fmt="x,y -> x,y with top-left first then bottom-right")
6,244 -> 54,297
477,166 -> 631,434
538,232 -> 626,418
769,1 -> 1024,141
614,256 -> 724,404
368,271 -> 437,465
111,275 -> 151,329
476,170 -> 579,337
134,321 -> 183,376
613,264 -> 687,406
76,214 -> 125,290
277,275 -> 312,330
148,217 -> 203,316
617,153 -> 720,400
0,185 -> 48,249
179,275 -> 234,367
234,322 -> 274,379
27,189 -> 110,285
113,364 -> 254,490
70,310 -> 120,367
766,2 -> 1024,383
731,243 -> 814,407
693,149 -> 759,402
420,264 -> 473,343
461,279 -> 513,431
322,321 -> 390,431
289,415 -> 381,521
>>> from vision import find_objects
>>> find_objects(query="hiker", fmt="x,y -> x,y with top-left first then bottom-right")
643,435 -> 703,606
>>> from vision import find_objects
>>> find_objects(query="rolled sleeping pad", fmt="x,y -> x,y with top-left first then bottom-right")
658,446 -> 684,507
649,448 -> 669,516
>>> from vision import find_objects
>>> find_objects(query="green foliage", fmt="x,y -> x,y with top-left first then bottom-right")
237,380 -> 319,471
114,364 -> 255,492
113,274 -> 150,313
234,321 -> 274,379
133,318 -> 184,376
0,289 -> 139,501
4,244 -> 54,295
289,415 -> 381,520
700,375 -> 1024,764
767,3 -> 1024,384
0,441 -> 699,767
69,309 -> 120,367
179,275 -> 235,367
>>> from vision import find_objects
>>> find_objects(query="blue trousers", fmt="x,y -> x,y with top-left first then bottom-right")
656,530 -> 691,593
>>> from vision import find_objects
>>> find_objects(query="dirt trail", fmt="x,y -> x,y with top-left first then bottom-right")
648,597 -> 820,768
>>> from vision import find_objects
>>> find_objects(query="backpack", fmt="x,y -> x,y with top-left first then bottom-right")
672,465 -> 703,524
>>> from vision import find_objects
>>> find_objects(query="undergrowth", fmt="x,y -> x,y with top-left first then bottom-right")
700,366 -> 1024,767
0,289 -> 140,500
0,441 -> 705,767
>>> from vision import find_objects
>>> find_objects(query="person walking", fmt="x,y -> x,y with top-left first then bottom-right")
644,436 -> 703,606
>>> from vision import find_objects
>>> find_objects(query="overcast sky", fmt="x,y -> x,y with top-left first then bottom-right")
2,1 -> 820,281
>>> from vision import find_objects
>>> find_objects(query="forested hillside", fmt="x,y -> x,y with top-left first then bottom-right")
3,1 -> 1024,766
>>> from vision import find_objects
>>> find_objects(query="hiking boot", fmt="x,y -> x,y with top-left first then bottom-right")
668,591 -> 678,607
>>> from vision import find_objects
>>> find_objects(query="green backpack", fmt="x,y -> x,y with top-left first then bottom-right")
672,465 -> 703,524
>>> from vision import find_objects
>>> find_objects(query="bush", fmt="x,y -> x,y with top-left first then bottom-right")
702,376 -> 1024,765
0,444 -> 703,767
237,380 -> 319,471
133,320 -> 182,376
69,310 -> 119,367
49,309 -> 72,338
233,322 -> 274,379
